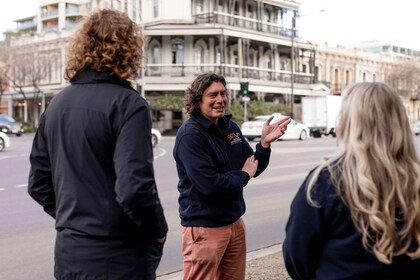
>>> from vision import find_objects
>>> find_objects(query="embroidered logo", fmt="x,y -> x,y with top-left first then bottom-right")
227,132 -> 242,145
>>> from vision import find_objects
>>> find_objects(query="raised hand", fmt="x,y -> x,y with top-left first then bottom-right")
260,116 -> 291,148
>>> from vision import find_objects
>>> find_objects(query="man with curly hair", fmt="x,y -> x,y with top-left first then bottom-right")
28,9 -> 167,280
173,73 -> 291,279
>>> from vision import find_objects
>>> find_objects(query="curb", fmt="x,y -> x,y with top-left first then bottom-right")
156,244 -> 282,280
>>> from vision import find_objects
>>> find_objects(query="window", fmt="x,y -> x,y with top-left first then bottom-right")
153,0 -> 159,17
194,45 -> 204,71
263,8 -> 270,31
151,45 -> 161,71
216,46 -> 221,64
196,0 -> 203,14
172,43 -> 184,64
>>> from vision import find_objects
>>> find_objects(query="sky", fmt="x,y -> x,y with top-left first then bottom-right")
298,0 -> 420,49
0,0 -> 419,50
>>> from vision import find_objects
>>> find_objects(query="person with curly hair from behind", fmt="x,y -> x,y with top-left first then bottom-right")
28,9 -> 168,280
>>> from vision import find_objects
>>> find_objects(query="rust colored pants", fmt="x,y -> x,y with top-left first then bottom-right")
182,218 -> 246,280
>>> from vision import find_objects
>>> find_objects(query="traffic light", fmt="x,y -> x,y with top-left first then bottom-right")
240,82 -> 249,96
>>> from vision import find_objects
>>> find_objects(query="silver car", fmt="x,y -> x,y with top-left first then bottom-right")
0,114 -> 24,136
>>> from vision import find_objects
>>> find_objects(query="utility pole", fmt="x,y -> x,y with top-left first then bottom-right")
290,16 -> 296,119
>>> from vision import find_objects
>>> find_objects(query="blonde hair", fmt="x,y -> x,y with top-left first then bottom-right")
306,82 -> 420,264
65,9 -> 143,82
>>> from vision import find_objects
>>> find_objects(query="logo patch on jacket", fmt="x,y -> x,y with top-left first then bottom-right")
227,132 -> 242,145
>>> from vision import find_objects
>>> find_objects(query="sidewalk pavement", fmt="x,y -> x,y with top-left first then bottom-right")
157,244 -> 290,280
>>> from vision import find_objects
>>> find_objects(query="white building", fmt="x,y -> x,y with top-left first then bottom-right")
2,0 -> 419,128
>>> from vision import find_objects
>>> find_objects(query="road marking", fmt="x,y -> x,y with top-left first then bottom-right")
0,188 -> 4,191
154,148 -> 167,159
15,184 -> 28,188
0,153 -> 29,160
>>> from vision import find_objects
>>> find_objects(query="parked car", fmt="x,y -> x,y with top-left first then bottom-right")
151,128 -> 162,148
413,120 -> 420,136
0,131 -> 11,152
0,114 -> 24,136
241,113 -> 310,141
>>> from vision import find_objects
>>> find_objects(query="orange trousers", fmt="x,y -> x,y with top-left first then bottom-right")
182,218 -> 246,280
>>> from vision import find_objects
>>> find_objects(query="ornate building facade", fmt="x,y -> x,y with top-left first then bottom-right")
1,0 -> 419,130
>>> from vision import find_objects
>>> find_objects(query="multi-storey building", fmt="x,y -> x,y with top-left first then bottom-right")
1,0 -> 420,130
315,42 -> 420,122
1,0 -> 327,130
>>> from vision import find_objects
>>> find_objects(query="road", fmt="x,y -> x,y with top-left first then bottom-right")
2,133 -> 418,279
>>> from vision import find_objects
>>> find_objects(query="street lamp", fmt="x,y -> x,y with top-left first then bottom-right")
290,10 -> 325,119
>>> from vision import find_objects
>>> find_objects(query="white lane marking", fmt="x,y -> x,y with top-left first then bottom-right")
0,188 -> 4,191
154,148 -> 167,159
15,184 -> 28,188
0,153 -> 29,160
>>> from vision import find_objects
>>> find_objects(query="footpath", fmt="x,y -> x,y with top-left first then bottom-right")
157,244 -> 292,280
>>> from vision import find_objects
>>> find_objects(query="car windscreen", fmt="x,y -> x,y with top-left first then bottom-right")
0,115 -> 16,122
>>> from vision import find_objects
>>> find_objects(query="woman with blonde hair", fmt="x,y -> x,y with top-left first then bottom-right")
283,82 -> 420,279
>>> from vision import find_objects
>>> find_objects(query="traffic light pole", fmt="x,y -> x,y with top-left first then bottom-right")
240,81 -> 250,122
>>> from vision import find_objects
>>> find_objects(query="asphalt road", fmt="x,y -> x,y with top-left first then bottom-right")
2,133 -> 419,279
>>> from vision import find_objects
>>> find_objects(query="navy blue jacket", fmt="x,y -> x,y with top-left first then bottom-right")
28,70 -> 168,279
283,168 -> 420,280
173,113 -> 271,227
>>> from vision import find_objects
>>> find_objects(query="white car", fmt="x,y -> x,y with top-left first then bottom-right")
413,121 -> 420,136
0,131 -> 11,152
151,128 -> 162,148
241,113 -> 310,141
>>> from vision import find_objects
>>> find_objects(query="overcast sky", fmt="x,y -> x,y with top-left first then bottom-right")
1,0 -> 419,50
298,0 -> 419,49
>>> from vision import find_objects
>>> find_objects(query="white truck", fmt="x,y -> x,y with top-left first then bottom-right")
301,95 -> 342,138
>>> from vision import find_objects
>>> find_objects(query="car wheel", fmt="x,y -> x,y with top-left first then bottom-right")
151,134 -> 158,148
16,133 -> 22,137
0,137 -> 4,152
299,130 -> 307,140
246,137 -> 255,142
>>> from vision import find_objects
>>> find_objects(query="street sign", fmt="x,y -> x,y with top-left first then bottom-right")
242,97 -> 250,102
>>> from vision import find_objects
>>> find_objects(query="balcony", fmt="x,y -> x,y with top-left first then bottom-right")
193,12 -> 292,38
144,63 -> 314,85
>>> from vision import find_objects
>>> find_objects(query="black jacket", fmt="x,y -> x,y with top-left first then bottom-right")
28,70 -> 168,279
283,168 -> 420,280
173,113 -> 271,227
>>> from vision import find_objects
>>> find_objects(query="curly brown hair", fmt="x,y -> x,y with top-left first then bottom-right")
184,73 -> 227,116
64,9 -> 144,82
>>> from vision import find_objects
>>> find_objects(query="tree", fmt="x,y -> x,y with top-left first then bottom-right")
6,46 -> 59,127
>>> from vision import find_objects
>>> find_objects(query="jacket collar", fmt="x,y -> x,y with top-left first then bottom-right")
70,69 -> 133,89
192,113 -> 232,131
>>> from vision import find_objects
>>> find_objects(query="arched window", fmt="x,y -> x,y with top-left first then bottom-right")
194,45 -> 204,71
195,0 -> 204,14
172,43 -> 184,65
153,0 -> 159,17
345,70 -> 350,85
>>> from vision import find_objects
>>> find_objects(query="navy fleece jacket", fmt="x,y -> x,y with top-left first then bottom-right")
173,113 -> 271,227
